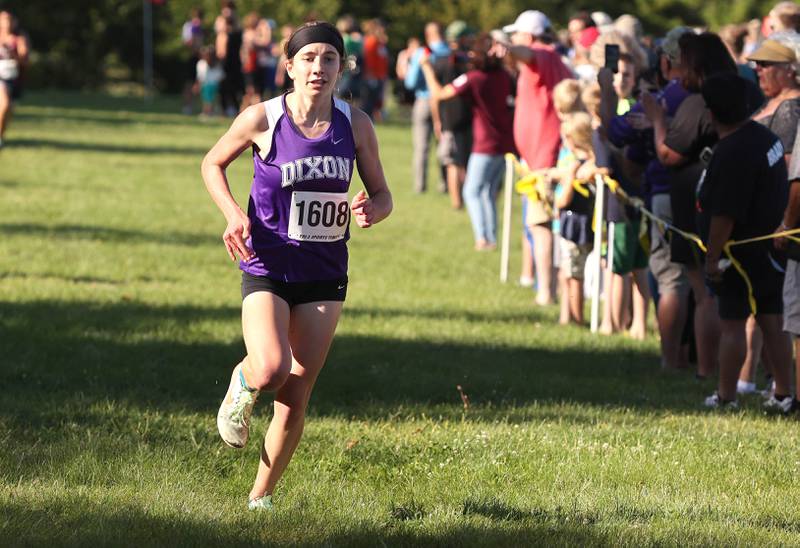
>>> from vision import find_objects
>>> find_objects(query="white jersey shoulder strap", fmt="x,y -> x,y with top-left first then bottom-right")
333,97 -> 352,123
256,96 -> 285,160
333,97 -> 356,145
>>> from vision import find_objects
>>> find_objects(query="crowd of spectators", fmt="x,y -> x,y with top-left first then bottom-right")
177,2 -> 800,412
181,4 -> 390,121
397,4 -> 800,412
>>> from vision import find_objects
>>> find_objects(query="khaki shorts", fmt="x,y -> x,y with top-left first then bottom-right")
559,238 -> 591,280
649,193 -> 689,296
784,259 -> 800,335
437,130 -> 471,167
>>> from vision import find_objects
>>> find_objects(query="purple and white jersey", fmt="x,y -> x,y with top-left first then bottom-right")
241,94 -> 356,282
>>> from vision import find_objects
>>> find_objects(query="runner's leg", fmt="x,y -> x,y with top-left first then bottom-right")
240,292 -> 293,391
0,84 -> 11,141
249,300 -> 343,500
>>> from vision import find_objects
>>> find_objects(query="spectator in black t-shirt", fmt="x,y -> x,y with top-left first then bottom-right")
432,21 -> 474,209
697,73 -> 793,411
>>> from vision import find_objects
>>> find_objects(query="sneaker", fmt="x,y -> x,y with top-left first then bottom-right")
248,495 -> 273,511
518,276 -> 535,288
217,364 -> 259,448
703,392 -> 739,410
760,379 -> 776,398
736,380 -> 757,395
763,394 -> 794,415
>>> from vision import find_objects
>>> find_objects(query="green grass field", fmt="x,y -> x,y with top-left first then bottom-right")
2,92 -> 799,547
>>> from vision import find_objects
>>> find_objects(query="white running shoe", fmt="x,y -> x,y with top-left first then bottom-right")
703,392 -> 739,410
217,364 -> 259,448
763,394 -> 794,415
248,495 -> 273,511
736,380 -> 757,395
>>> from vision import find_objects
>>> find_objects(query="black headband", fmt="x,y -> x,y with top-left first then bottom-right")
287,25 -> 345,59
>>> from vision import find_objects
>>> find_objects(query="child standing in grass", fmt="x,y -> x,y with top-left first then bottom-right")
553,112 -> 598,325
551,79 -> 587,324
196,47 -> 224,118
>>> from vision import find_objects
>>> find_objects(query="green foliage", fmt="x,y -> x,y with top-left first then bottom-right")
0,0 -> 782,92
2,92 -> 800,545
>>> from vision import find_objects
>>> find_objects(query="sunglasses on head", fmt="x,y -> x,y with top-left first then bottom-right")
754,60 -> 786,68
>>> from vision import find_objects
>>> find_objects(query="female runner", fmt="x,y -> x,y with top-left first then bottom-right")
201,20 -> 392,510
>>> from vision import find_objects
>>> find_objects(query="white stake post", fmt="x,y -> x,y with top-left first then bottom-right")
590,174 -> 606,332
500,156 -> 514,283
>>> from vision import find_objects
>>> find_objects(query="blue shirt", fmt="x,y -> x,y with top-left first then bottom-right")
404,41 -> 450,99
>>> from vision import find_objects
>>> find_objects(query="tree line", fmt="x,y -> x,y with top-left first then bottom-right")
2,0 -> 776,92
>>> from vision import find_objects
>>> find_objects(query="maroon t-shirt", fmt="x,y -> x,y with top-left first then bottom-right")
451,68 -> 515,155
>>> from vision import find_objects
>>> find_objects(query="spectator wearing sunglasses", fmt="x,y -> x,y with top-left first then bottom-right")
749,32 -> 800,160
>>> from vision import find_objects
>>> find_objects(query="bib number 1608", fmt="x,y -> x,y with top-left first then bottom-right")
295,200 -> 349,228
288,191 -> 349,241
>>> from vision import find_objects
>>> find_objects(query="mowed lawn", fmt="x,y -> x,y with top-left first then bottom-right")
1,92 -> 799,547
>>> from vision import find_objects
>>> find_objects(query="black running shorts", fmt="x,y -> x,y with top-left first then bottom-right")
241,272 -> 347,307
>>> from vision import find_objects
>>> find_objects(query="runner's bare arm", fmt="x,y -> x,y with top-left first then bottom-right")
351,108 -> 393,228
201,105 -> 268,260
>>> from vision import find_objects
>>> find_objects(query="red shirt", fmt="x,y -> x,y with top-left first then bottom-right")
452,68 -> 515,155
514,45 -> 572,169
363,35 -> 389,80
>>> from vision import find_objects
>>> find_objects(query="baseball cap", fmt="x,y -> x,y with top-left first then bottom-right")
578,26 -> 600,48
502,10 -> 550,37
660,26 -> 693,61
445,20 -> 471,42
591,11 -> 613,28
747,39 -> 797,63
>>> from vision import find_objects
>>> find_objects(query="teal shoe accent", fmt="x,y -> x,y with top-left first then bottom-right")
248,495 -> 273,511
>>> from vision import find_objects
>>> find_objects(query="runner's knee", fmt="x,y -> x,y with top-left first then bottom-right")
246,352 -> 291,391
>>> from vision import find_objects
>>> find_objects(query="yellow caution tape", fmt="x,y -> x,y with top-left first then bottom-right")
505,155 -> 800,316
600,175 -> 800,315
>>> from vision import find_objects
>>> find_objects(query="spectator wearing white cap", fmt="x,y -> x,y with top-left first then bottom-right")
496,10 -> 572,306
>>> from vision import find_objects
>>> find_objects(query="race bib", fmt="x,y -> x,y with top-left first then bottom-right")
287,191 -> 349,242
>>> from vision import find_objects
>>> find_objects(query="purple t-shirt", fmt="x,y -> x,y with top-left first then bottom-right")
240,95 -> 356,282
451,68 -> 515,155
608,80 -> 690,197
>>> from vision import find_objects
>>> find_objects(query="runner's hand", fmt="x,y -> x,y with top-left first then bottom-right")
223,210 -> 255,261
351,190 -> 373,228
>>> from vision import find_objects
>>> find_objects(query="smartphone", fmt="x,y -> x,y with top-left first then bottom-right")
604,44 -> 620,73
